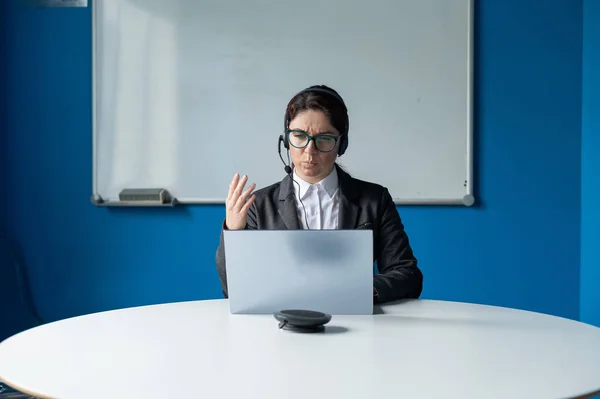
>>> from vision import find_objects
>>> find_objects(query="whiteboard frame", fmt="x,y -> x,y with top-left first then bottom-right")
91,0 -> 99,205
90,0 -> 475,207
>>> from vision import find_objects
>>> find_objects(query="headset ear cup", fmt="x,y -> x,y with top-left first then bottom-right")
281,133 -> 289,149
338,113 -> 349,155
338,134 -> 348,155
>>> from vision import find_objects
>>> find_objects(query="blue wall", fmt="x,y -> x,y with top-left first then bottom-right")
2,0 -> 584,324
581,0 -> 600,327
0,0 -> 40,340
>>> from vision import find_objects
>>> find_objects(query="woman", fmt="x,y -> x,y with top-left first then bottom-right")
215,85 -> 423,303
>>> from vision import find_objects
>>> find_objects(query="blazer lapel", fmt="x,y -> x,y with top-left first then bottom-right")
337,165 -> 361,230
277,174 -> 300,230
339,195 -> 359,230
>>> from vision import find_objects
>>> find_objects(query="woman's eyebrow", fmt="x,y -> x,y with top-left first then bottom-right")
314,131 -> 338,136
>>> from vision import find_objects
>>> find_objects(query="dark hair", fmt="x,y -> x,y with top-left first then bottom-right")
284,85 -> 349,140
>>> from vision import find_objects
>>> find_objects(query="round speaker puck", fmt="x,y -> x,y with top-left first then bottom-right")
274,309 -> 332,333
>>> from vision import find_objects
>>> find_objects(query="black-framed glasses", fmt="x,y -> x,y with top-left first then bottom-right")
287,129 -> 339,152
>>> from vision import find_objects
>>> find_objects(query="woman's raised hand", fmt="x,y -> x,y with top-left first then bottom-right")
225,173 -> 256,230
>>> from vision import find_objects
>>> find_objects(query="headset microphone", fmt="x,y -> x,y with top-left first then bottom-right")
278,135 -> 292,174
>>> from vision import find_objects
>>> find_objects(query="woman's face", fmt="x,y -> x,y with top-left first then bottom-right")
287,109 -> 340,184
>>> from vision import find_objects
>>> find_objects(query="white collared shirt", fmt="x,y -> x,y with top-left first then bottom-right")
292,167 -> 340,230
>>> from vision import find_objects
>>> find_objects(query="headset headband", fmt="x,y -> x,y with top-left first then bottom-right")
296,87 -> 347,112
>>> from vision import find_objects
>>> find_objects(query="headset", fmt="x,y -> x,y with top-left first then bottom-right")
280,86 -> 349,157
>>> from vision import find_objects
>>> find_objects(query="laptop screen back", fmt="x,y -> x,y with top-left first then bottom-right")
223,229 -> 374,315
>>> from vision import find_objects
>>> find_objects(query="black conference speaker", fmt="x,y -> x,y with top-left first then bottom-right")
274,309 -> 332,333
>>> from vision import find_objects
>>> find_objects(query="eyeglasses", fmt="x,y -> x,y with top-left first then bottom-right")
287,130 -> 339,153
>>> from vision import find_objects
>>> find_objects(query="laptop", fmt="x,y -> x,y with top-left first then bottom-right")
223,229 -> 374,315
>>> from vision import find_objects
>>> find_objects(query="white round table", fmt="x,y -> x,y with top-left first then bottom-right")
1,299 -> 599,399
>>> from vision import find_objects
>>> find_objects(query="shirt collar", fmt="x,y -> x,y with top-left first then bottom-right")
293,166 -> 339,200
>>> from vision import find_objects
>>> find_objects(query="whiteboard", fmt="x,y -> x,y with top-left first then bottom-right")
92,0 -> 474,205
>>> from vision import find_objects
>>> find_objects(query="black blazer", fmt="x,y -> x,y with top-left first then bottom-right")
215,164 -> 423,303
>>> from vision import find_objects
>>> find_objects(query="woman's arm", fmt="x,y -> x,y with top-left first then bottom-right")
373,188 -> 423,303
215,201 -> 259,298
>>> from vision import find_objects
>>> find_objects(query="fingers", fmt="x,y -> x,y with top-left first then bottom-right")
234,175 -> 248,199
227,173 -> 239,200
241,194 -> 256,213
235,183 -> 256,211
227,174 -> 246,209
227,174 -> 255,212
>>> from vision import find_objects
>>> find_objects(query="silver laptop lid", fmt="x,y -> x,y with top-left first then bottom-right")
223,229 -> 373,315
